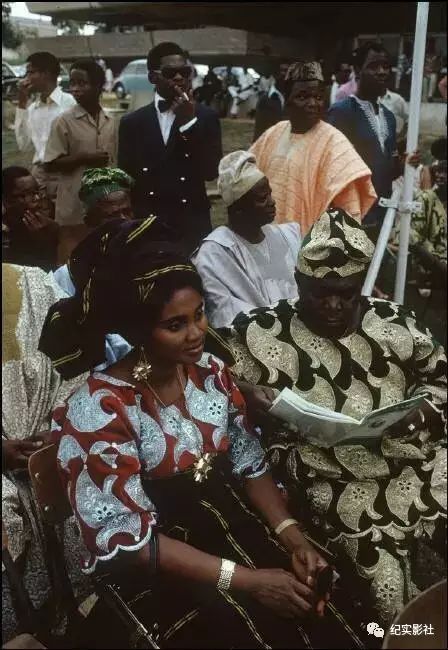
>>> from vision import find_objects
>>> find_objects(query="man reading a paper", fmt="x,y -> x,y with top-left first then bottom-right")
219,208 -> 447,626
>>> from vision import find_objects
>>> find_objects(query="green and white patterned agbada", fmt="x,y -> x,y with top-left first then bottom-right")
297,208 -> 375,278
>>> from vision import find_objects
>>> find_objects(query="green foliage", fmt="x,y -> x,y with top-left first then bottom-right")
2,1 -> 23,49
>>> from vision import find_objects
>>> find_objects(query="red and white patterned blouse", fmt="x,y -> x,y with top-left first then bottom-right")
51,353 -> 267,573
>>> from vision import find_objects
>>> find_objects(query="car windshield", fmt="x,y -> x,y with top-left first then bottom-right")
2,63 -> 15,78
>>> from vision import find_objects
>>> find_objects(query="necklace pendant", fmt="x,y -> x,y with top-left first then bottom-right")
193,452 -> 215,483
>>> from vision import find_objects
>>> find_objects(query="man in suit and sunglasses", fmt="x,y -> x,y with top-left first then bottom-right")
118,42 -> 222,254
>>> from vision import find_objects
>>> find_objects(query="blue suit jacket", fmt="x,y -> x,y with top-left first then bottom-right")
118,102 -> 222,251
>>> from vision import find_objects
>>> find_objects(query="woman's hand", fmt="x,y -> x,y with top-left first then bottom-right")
246,568 -> 314,619
278,525 -> 331,616
291,540 -> 332,616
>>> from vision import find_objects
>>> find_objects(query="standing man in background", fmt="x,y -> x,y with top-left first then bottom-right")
14,51 -> 76,201
253,61 -> 289,141
329,61 -> 351,105
328,42 -> 419,226
44,59 -> 117,263
251,61 -> 376,235
118,42 -> 222,254
423,38 -> 441,102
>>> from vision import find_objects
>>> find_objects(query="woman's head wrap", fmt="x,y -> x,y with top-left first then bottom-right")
218,151 -> 265,207
39,217 -> 235,379
285,61 -> 324,84
297,208 -> 375,279
78,167 -> 134,210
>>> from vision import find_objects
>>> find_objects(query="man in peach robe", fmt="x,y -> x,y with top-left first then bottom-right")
250,62 -> 376,234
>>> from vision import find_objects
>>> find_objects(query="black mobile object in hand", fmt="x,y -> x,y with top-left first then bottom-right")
316,566 -> 333,598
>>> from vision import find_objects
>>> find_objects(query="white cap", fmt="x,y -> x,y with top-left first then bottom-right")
218,150 -> 265,207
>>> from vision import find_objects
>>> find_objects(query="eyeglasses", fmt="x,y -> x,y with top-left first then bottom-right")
154,65 -> 192,80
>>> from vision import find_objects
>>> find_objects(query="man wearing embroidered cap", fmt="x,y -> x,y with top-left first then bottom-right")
219,208 -> 447,624
192,150 -> 301,328
251,62 -> 377,234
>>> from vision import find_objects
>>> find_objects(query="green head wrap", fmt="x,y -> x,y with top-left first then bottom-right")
79,167 -> 134,210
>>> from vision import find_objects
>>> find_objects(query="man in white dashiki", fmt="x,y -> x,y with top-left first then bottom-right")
192,150 -> 301,328
219,208 -> 447,626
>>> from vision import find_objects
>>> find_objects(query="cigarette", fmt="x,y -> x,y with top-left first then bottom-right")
182,92 -> 189,101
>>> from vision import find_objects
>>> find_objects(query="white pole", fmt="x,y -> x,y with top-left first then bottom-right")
394,1 -> 429,304
396,34 -> 404,90
362,186 -> 402,296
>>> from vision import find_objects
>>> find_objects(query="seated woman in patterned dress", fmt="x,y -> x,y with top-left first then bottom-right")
38,218 -> 369,649
218,208 -> 447,626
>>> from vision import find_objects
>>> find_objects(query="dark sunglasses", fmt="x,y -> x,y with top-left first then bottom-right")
155,65 -> 192,80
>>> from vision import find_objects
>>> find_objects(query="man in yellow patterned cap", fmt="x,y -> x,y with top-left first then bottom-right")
219,208 -> 447,625
250,62 -> 377,234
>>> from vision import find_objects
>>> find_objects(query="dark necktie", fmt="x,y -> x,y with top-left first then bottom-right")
158,99 -> 170,113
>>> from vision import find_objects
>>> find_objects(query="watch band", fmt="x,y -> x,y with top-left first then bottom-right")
217,559 -> 235,591
274,518 -> 299,536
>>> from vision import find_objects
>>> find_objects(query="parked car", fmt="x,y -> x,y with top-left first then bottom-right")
10,64 -> 26,78
112,60 -> 207,101
2,62 -> 20,100
2,62 -> 71,101
112,59 -> 154,99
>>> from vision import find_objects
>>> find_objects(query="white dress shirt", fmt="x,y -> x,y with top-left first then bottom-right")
154,91 -> 197,145
330,81 -> 340,105
380,90 -> 409,135
14,86 -> 76,164
268,84 -> 285,110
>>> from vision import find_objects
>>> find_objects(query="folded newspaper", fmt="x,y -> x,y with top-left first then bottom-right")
269,388 -> 428,447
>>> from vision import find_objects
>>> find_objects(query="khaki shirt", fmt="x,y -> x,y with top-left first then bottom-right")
44,104 -> 117,226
